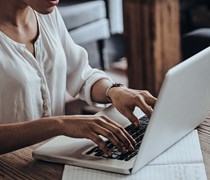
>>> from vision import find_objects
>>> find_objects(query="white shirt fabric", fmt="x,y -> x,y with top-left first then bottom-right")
0,8 -> 109,124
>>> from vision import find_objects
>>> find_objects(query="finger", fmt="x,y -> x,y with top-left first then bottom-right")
119,107 -> 140,127
88,132 -> 111,156
144,94 -> 157,108
132,89 -> 157,108
97,118 -> 135,151
136,95 -> 153,118
102,116 -> 136,146
94,124 -> 128,153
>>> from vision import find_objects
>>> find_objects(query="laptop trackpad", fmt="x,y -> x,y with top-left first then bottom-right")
33,136 -> 102,160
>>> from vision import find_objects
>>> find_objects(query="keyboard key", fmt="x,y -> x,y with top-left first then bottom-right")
95,149 -> 104,156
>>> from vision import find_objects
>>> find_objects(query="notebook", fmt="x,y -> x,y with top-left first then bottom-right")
62,130 -> 207,180
33,46 -> 210,174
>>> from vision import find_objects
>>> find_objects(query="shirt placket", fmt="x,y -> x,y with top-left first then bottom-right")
22,39 -> 52,117
35,39 -> 52,117
40,82 -> 51,117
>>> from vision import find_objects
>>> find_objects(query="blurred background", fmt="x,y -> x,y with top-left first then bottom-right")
58,0 -> 210,114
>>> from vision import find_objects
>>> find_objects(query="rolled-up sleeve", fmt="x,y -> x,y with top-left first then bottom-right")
54,8 -> 110,105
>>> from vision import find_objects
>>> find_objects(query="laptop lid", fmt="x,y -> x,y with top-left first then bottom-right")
132,46 -> 210,173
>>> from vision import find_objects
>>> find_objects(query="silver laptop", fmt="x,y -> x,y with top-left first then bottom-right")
33,47 -> 210,175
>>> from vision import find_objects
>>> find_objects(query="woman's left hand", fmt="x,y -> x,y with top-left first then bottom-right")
107,86 -> 157,127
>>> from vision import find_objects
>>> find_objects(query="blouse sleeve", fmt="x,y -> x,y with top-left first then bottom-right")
52,8 -> 111,105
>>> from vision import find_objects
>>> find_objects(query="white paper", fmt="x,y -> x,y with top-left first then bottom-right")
62,164 -> 207,180
62,130 -> 207,180
149,130 -> 203,165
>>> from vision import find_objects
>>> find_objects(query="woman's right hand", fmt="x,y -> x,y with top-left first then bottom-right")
57,115 -> 136,156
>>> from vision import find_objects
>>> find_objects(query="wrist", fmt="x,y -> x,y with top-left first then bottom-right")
47,117 -> 65,136
105,83 -> 125,103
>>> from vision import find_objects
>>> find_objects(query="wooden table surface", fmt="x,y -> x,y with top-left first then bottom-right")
0,142 -> 64,180
0,111 -> 210,180
198,111 -> 210,179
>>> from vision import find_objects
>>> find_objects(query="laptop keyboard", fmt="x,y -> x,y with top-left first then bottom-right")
85,116 -> 149,161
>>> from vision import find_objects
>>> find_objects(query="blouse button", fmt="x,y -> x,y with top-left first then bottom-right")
43,106 -> 48,110
43,99 -> 47,104
43,113 -> 49,117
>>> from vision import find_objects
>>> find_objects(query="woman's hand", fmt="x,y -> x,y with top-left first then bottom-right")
108,86 -> 157,127
58,115 -> 136,156
0,114 -> 135,155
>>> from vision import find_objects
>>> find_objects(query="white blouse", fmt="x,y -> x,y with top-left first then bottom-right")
0,8 -> 108,124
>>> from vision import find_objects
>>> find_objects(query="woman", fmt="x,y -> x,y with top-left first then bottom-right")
0,0 -> 156,156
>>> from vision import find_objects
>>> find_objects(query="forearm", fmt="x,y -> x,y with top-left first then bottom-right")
91,78 -> 113,103
0,117 -> 63,154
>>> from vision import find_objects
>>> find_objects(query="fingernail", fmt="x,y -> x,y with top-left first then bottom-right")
107,151 -> 112,157
122,146 -> 128,153
134,122 -> 139,127
129,145 -> 134,151
126,143 -> 134,151
104,151 -> 111,157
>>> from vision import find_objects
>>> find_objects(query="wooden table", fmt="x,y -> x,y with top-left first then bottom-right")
0,111 -> 210,179
198,112 -> 210,179
0,142 -> 64,180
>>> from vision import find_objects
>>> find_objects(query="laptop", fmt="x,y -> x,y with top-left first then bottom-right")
33,47 -> 210,175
